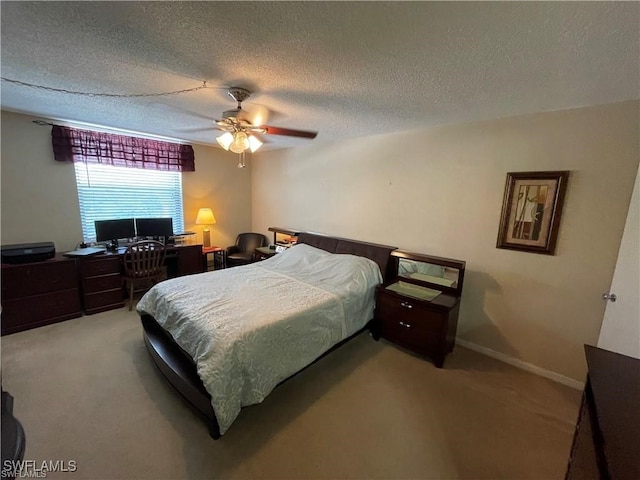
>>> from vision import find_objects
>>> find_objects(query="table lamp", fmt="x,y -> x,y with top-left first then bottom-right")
195,208 -> 216,247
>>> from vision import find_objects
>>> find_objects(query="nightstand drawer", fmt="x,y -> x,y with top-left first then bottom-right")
376,292 -> 445,334
381,316 -> 441,352
374,285 -> 460,368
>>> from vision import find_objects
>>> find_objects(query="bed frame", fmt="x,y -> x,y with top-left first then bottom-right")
140,232 -> 397,438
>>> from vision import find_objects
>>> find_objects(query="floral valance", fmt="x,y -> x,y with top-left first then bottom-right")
51,125 -> 195,172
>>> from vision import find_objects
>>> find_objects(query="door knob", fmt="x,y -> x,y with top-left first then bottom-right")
602,293 -> 617,302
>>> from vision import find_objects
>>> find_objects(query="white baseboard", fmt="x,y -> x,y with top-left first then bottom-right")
455,338 -> 584,390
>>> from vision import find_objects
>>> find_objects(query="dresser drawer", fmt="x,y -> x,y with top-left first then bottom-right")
80,256 -> 121,277
83,273 -> 122,293
1,288 -> 82,334
84,288 -> 124,312
1,259 -> 78,299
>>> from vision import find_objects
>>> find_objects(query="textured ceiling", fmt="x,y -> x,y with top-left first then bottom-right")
1,1 -> 638,150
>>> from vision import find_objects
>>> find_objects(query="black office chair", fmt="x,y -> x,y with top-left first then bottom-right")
122,240 -> 166,310
226,233 -> 267,267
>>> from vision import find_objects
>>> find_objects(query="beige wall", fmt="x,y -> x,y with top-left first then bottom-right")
252,101 -> 640,382
182,145 -> 252,249
2,103 -> 637,382
0,110 -> 252,252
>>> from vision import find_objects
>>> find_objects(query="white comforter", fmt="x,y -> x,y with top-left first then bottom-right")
137,243 -> 382,434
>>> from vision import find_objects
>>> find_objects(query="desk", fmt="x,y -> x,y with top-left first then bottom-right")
77,244 -> 204,314
1,244 -> 205,332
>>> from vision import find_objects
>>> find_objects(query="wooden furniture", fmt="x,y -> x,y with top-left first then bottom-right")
202,246 -> 225,271
253,246 -> 277,261
0,244 -> 205,333
253,227 -> 302,261
76,244 -> 204,315
373,250 -> 465,367
168,244 -> 203,277
267,226 -> 301,246
140,231 -> 396,438
565,345 -> 640,480
1,256 -> 82,335
77,255 -> 124,314
122,240 -> 166,311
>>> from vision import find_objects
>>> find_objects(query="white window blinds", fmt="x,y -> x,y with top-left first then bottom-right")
74,163 -> 185,242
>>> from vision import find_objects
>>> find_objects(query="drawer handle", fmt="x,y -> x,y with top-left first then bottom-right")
398,321 -> 411,328
400,301 -> 413,309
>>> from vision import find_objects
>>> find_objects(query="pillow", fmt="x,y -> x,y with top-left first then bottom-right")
286,242 -> 332,260
260,242 -> 331,271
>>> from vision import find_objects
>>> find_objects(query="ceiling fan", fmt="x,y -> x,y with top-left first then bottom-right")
214,87 -> 318,161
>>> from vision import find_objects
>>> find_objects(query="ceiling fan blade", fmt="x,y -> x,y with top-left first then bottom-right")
262,126 -> 318,139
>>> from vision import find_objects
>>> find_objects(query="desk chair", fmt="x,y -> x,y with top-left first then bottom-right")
226,233 -> 267,267
123,240 -> 166,310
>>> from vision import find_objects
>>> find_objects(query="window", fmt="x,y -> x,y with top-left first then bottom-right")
74,163 -> 184,242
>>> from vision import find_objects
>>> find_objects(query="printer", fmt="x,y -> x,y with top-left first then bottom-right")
1,242 -> 56,264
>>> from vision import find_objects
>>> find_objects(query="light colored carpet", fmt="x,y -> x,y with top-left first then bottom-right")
1,306 -> 582,480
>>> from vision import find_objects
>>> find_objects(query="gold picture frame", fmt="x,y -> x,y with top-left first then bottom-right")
496,171 -> 569,255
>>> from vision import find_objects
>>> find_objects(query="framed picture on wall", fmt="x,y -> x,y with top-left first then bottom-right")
496,171 -> 570,255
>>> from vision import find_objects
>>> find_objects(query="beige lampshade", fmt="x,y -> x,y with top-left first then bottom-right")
195,208 -> 216,226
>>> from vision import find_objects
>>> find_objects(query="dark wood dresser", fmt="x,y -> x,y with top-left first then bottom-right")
374,250 -> 465,368
77,255 -> 124,314
566,345 -> 640,479
77,244 -> 205,314
1,256 -> 82,335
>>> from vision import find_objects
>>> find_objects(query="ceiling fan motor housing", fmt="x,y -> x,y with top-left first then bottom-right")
228,87 -> 251,105
222,108 -> 242,120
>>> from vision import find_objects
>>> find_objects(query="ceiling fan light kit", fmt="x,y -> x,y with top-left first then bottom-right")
216,130 -> 263,154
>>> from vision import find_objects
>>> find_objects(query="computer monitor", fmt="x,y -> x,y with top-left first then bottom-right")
94,218 -> 135,250
135,217 -> 174,239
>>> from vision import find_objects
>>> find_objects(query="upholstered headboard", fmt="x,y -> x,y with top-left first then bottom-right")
297,232 -> 397,281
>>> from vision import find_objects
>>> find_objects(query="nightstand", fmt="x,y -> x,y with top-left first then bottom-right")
253,246 -> 278,262
202,246 -> 225,271
374,250 -> 465,368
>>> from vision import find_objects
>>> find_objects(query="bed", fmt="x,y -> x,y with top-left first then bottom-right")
137,232 -> 396,438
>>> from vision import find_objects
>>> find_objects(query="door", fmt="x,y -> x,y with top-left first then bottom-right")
597,166 -> 640,358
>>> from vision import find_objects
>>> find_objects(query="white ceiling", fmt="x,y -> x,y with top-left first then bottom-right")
1,1 -> 638,150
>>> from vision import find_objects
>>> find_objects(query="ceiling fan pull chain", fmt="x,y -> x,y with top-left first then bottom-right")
237,152 -> 247,169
